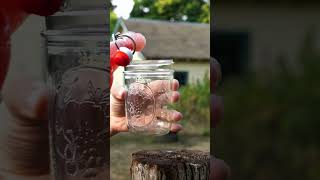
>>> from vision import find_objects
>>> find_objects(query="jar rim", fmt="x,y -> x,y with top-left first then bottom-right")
52,8 -> 107,17
124,68 -> 174,73
125,59 -> 173,68
123,69 -> 174,77
41,26 -> 107,37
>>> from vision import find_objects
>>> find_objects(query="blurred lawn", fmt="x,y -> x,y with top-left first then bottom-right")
110,133 -> 210,180
215,28 -> 320,179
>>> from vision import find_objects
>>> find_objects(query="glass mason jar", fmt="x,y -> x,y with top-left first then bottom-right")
43,1 -> 109,180
124,60 -> 175,136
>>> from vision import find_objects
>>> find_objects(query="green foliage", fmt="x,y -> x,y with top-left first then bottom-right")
215,28 -> 320,179
110,11 -> 118,33
110,0 -> 209,34
172,73 -> 210,135
131,0 -> 210,23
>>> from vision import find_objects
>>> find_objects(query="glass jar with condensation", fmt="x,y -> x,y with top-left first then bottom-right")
124,60 -> 175,136
43,1 -> 109,180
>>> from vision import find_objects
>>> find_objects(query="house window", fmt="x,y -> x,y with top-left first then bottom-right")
174,71 -> 189,86
211,31 -> 249,80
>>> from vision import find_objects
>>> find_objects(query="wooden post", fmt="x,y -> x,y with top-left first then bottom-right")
131,149 -> 210,180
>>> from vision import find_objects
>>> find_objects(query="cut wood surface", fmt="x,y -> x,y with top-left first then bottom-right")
131,149 -> 210,180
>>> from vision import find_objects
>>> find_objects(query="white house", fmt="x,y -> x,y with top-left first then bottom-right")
114,18 -> 210,85
212,1 -> 320,77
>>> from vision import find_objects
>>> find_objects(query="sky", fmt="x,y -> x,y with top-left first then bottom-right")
111,0 -> 135,19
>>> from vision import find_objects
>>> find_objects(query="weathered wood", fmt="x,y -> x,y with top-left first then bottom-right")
131,149 -> 210,180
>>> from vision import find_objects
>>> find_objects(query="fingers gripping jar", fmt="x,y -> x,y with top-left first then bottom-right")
124,60 -> 174,136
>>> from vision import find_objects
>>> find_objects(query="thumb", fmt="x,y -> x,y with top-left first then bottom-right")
2,77 -> 49,121
111,85 -> 126,101
110,66 -> 126,101
0,77 -> 51,176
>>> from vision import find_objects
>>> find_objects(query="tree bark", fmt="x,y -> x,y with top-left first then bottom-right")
131,149 -> 210,180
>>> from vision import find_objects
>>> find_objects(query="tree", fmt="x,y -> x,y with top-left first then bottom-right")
110,11 -> 117,32
131,0 -> 210,23
110,1 -> 117,33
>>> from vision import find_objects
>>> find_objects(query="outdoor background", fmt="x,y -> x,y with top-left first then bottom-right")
5,0 -> 320,179
110,0 -> 210,179
213,0 -> 320,179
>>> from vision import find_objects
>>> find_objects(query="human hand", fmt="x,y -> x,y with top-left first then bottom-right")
0,1 -> 64,178
109,32 -> 183,136
0,77 -> 51,178
210,57 -> 230,180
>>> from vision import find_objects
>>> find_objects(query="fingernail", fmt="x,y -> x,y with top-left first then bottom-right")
174,112 -> 183,120
170,123 -> 182,132
170,92 -> 180,103
173,79 -> 180,90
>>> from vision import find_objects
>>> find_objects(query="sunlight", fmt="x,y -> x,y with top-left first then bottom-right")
111,0 -> 135,19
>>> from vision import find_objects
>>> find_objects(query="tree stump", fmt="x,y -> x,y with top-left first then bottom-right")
131,149 -> 210,180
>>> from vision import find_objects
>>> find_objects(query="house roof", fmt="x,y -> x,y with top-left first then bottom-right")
122,18 -> 210,61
